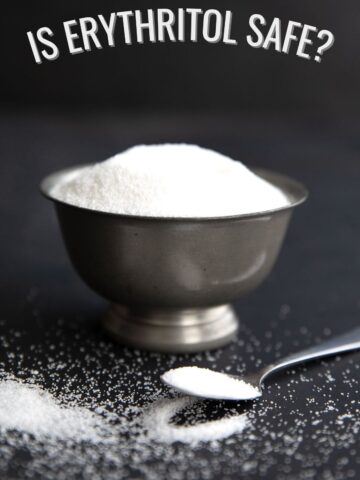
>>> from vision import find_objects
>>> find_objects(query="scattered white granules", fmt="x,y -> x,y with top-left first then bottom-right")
143,396 -> 249,445
51,144 -> 289,217
0,376 -> 250,447
161,366 -> 261,400
0,379 -> 113,443
1,316 -> 360,480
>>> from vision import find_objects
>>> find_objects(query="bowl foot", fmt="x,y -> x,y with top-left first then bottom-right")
102,304 -> 238,353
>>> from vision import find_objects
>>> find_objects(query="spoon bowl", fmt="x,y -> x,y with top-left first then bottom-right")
161,367 -> 263,401
161,327 -> 360,400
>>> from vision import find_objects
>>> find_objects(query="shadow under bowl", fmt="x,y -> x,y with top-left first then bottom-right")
41,166 -> 308,352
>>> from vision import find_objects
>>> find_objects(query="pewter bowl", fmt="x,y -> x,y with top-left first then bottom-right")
41,166 -> 307,353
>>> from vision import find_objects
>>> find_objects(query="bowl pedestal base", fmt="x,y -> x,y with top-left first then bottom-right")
102,304 -> 238,353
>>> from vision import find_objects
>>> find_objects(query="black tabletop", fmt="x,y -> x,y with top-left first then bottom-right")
1,111 -> 360,479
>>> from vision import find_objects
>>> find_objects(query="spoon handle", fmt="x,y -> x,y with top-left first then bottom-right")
261,326 -> 360,383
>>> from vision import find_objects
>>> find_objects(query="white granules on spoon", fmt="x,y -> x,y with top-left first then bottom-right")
51,144 -> 288,217
161,366 -> 261,400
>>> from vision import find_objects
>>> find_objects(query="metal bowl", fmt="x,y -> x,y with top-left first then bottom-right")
41,165 -> 308,352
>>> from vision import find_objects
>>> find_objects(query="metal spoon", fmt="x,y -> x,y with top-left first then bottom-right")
161,327 -> 360,401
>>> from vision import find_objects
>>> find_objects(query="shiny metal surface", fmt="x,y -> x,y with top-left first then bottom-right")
104,304 -> 238,352
162,326 -> 360,399
41,166 -> 307,352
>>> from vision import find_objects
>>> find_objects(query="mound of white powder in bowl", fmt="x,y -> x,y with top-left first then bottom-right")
51,144 -> 288,217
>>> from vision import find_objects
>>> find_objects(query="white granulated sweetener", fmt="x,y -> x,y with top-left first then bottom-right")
1,319 -> 360,480
51,144 -> 288,217
162,366 -> 261,400
143,396 -> 249,445
0,380 -> 113,443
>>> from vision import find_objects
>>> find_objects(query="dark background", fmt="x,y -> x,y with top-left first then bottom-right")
1,2 -> 360,480
2,0 -> 359,115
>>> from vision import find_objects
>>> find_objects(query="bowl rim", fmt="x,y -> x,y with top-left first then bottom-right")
40,164 -> 308,223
